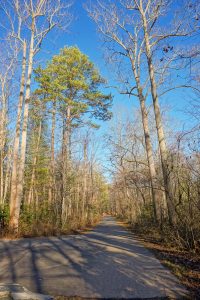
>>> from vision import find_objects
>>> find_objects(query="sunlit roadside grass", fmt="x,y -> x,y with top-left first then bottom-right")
117,218 -> 200,300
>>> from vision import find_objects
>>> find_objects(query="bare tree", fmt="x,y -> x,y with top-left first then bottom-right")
87,0 -> 200,226
1,0 -> 73,232
128,0 -> 199,226
86,0 -> 162,223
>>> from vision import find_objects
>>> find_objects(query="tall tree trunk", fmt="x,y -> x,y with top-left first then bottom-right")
9,19 -> 35,231
0,147 -> 4,205
48,101 -> 56,205
61,117 -> 66,226
139,93 -> 161,223
66,106 -> 72,218
61,105 -> 72,226
0,92 -> 6,204
3,145 -> 12,204
27,120 -> 42,206
9,40 -> 27,229
131,59 -> 161,223
0,155 -> 3,205
82,139 -> 88,222
0,70 -> 10,205
141,6 -> 176,226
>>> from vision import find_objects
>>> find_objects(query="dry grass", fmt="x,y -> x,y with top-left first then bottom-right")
117,219 -> 200,300
0,217 -> 101,240
140,241 -> 200,300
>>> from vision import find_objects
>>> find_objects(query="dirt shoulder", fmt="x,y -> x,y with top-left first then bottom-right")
117,220 -> 200,299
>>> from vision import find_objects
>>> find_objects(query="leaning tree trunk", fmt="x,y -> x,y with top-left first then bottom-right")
9,41 -> 27,230
141,9 -> 176,226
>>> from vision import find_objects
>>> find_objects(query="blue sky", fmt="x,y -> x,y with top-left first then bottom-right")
37,0 -> 199,130
38,0 -> 135,117
0,0 -> 197,178
33,0 -> 199,170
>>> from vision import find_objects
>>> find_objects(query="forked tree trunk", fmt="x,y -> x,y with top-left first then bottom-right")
9,41 -> 27,229
9,21 -> 35,231
141,7 -> 176,226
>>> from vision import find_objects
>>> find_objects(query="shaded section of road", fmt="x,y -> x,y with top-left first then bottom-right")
0,216 -> 188,299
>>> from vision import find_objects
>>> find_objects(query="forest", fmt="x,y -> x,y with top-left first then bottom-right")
0,0 -> 199,257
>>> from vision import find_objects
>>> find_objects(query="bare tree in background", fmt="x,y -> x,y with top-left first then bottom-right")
87,0 -> 200,226
86,0 -> 162,223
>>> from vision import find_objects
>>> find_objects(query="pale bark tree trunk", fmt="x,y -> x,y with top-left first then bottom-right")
139,93 -> 161,222
0,91 -> 7,204
140,4 -> 176,226
0,114 -> 5,204
131,59 -> 161,223
9,41 -> 27,229
3,145 -> 12,204
9,21 -> 35,231
7,0 -> 72,232
0,156 -> 3,205
0,57 -> 15,205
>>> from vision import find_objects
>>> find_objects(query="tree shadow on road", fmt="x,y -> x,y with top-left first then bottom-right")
0,217 -> 190,299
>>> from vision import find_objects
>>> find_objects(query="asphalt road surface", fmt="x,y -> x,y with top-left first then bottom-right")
0,216 -> 188,299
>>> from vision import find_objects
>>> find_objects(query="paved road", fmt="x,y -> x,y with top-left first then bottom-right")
0,216 -> 188,299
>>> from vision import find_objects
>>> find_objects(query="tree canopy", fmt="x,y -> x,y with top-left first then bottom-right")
34,46 -> 112,128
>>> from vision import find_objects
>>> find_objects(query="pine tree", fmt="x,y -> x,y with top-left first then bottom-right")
34,46 -> 112,226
